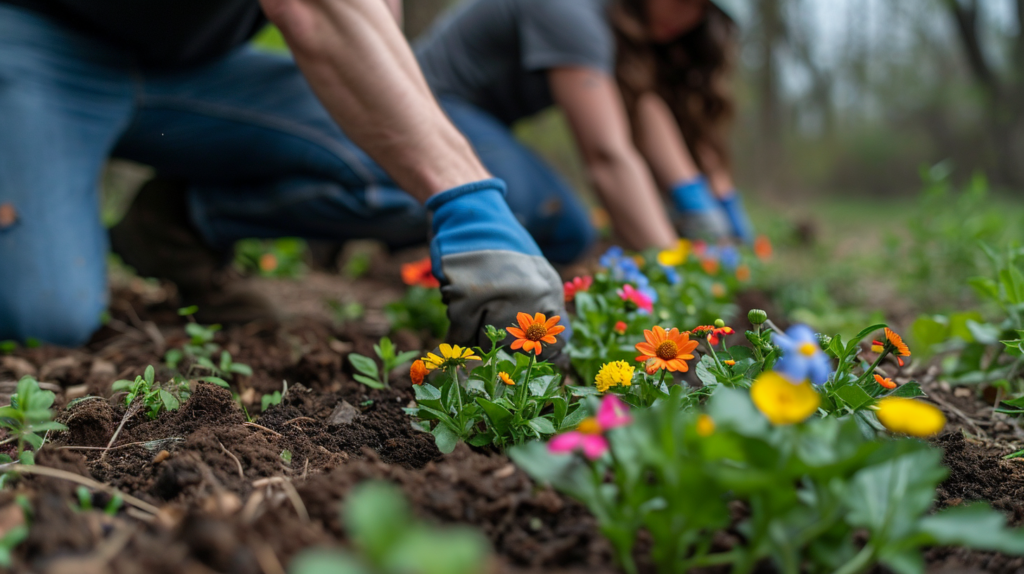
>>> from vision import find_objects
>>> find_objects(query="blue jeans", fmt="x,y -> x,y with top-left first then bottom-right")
0,5 -> 593,346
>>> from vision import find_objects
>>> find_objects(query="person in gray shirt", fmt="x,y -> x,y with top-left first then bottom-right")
414,0 -> 754,263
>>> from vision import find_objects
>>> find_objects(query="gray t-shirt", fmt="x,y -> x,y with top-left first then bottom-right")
415,0 -> 613,126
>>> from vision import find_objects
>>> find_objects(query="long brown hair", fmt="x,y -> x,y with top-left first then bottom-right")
611,0 -> 738,170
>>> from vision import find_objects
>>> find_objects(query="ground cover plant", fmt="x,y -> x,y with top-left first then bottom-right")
3,192 -> 1024,573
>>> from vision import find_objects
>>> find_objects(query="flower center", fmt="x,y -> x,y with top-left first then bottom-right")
577,417 -> 602,435
525,324 -> 548,341
799,342 -> 818,357
656,340 -> 678,360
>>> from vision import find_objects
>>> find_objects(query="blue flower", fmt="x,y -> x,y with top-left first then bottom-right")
661,265 -> 680,285
773,325 -> 832,386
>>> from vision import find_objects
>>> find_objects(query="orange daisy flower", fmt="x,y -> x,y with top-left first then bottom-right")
401,257 -> 440,288
507,312 -> 566,355
499,372 -> 515,386
410,359 -> 427,385
635,326 -> 699,372
754,235 -> 773,260
872,327 -> 911,367
874,374 -> 896,389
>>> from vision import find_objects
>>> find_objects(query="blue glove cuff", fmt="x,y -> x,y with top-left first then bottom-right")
428,178 -> 542,282
425,178 -> 507,211
671,176 -> 717,213
718,191 -> 754,243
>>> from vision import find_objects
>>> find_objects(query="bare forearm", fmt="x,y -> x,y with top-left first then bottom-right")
260,0 -> 489,201
587,151 -> 677,251
634,93 -> 700,190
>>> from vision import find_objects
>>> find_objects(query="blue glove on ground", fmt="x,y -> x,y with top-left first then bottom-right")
718,191 -> 755,244
669,176 -> 732,241
427,179 -> 569,350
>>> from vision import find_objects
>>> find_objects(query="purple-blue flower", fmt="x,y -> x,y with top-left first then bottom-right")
773,325 -> 832,386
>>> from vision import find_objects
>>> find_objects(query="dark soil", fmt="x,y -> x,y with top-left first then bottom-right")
2,266 -> 1024,573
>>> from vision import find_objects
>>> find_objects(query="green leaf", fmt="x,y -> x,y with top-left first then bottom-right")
229,363 -> 253,377
834,385 -> 875,410
968,276 -> 1000,302
353,374 -> 384,389
290,551 -> 369,574
566,385 -> 601,397
911,315 -> 949,352
475,397 -> 513,435
198,376 -> 230,388
1000,265 -> 1024,304
177,305 -> 199,316
528,374 -> 560,397
918,504 -> 1024,554
158,390 -> 180,412
432,424 -> 459,454
413,384 -> 442,402
526,417 -> 556,436
891,382 -> 925,398
18,450 -> 35,465
845,447 -> 946,540
694,358 -> 719,386
842,323 -> 888,361
394,350 -> 420,365
348,354 -> 379,378
559,404 -> 588,430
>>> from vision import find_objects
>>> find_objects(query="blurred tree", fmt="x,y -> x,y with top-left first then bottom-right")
945,0 -> 1024,185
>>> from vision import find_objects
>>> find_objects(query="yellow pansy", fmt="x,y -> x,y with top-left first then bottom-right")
751,371 -> 820,425
875,398 -> 946,438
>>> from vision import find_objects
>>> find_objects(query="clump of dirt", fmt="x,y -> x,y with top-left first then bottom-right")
55,398 -> 116,448
935,433 -> 1024,524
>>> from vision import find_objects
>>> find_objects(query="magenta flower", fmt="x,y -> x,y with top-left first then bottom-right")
564,275 -> 594,302
548,395 -> 632,460
618,284 -> 653,314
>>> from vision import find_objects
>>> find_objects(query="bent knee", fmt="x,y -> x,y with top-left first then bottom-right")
0,297 -> 105,348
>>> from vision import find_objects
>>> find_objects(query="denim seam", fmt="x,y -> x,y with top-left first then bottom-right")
137,95 -> 379,186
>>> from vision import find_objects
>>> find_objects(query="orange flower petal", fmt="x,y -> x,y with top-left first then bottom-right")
544,315 -> 561,329
635,342 -> 657,356
517,312 -> 534,328
534,312 -> 546,326
507,327 -> 525,339
547,325 -> 566,336
511,339 -> 525,350
541,335 -> 557,344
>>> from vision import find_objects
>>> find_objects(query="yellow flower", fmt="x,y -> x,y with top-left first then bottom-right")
595,361 -> 635,393
751,372 -> 820,425
499,372 -> 515,386
422,344 -> 481,372
876,398 -> 946,437
657,239 -> 692,266
696,414 -> 715,437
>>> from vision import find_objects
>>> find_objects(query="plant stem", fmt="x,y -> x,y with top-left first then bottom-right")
832,543 -> 876,574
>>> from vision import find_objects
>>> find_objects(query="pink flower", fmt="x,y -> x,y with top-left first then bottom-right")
617,284 -> 653,314
548,395 -> 632,460
563,276 -> 593,302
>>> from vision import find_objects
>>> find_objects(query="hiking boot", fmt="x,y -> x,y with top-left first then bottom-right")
109,179 -> 277,325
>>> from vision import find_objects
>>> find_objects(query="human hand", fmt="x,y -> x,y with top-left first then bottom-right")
669,176 -> 732,241
718,191 -> 755,244
427,179 -> 569,352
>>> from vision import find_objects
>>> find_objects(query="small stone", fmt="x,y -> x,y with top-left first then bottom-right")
1,356 -> 36,380
202,492 -> 242,516
89,359 -> 116,378
329,339 -> 353,355
65,384 -> 89,401
152,450 -> 170,465
953,387 -> 972,398
39,356 -> 79,381
493,464 -> 516,479
327,400 -> 360,426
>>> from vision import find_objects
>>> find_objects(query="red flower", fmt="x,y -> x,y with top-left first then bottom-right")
401,257 -> 440,288
563,276 -> 593,302
874,374 -> 896,389
613,321 -> 627,335
708,326 -> 735,346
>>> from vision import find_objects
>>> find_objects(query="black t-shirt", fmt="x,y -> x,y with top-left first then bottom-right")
1,0 -> 266,68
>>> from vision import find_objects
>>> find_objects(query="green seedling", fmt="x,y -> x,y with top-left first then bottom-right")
280,449 -> 292,465
349,337 -> 419,389
385,286 -> 449,340
112,365 -> 191,420
327,299 -> 365,327
73,486 -> 123,516
164,307 -> 252,384
0,341 -> 15,354
290,481 -> 489,574
0,376 -> 66,464
261,380 -> 288,412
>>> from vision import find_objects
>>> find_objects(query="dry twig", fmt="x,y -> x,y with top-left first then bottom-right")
218,440 -> 245,479
243,422 -> 282,437
7,465 -> 159,514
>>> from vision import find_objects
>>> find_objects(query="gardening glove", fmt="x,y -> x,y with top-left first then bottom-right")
718,191 -> 755,244
426,179 -> 570,354
669,175 -> 732,242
